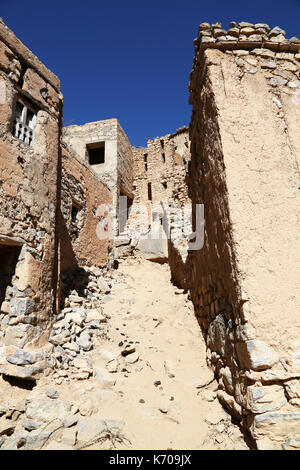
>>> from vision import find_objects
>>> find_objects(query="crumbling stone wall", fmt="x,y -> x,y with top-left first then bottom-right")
63,120 -> 119,196
117,121 -> 134,197
63,119 -> 133,202
63,119 -> 134,238
132,128 -> 190,206
0,19 -> 62,352
60,144 -> 113,273
185,21 -> 300,449
129,129 -> 191,261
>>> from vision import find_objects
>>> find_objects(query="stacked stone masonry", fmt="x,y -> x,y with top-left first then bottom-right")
129,128 -> 191,262
0,19 -> 62,354
185,21 -> 300,450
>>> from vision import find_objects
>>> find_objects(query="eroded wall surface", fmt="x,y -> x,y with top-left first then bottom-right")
0,19 -> 62,353
129,129 -> 191,261
186,21 -> 300,449
132,128 -> 190,206
117,121 -> 134,197
60,145 -> 113,273
63,119 -> 133,200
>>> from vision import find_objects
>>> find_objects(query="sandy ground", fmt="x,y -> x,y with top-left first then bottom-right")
62,257 -> 248,450
1,257 -> 249,450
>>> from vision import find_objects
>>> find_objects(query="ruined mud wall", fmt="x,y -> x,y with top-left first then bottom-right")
60,145 -> 113,272
185,21 -> 300,449
132,128 -> 190,207
0,20 -> 62,351
63,119 -> 134,238
63,119 -> 133,201
130,129 -> 191,261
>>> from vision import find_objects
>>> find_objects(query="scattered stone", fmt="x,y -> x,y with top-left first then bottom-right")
121,347 -> 136,357
0,418 -> 15,437
45,388 -> 59,399
99,349 -> 119,362
25,398 -> 71,423
74,372 -> 90,380
24,429 -> 52,450
201,390 -> 216,402
159,407 -> 168,414
114,236 -> 131,247
86,309 -> 106,323
164,360 -> 175,378
63,414 -> 79,428
65,311 -> 85,326
107,360 -> 118,373
76,418 -> 124,447
94,368 -> 116,389
217,390 -> 242,421
73,357 -> 92,371
49,331 -> 71,346
268,77 -> 288,87
21,418 -> 41,431
97,278 -> 111,294
6,349 -> 36,366
125,352 -> 139,364
205,410 -> 226,425
77,332 -> 93,351
61,427 -> 77,446
63,342 -> 80,353
79,399 -> 97,417
235,340 -> 279,371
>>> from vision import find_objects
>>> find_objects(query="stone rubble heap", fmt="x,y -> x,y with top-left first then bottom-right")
47,266 -> 114,381
0,389 -> 125,450
0,265 -> 115,384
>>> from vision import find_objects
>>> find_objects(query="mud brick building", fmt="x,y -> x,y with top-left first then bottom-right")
63,119 -> 134,234
180,21 -> 300,449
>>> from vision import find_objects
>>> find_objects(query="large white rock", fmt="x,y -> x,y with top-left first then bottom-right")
245,385 -> 287,414
235,340 -> 279,371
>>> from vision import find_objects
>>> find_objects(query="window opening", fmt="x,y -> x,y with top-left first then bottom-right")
13,101 -> 36,146
87,142 -> 105,165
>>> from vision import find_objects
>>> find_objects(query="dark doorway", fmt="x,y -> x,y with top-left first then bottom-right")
0,244 -> 21,308
119,193 -> 133,234
148,182 -> 152,201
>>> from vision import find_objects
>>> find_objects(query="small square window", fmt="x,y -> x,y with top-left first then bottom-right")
87,142 -> 105,165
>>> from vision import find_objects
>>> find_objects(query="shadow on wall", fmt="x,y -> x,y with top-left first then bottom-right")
57,210 -> 90,310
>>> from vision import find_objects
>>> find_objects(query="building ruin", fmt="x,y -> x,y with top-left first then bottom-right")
0,18 -> 299,449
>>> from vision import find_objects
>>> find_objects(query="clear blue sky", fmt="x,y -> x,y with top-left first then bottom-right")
1,0 -> 300,146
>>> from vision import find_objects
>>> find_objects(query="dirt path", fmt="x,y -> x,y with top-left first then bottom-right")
75,257 -> 248,450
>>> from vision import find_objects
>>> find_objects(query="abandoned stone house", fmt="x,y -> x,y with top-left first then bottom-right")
0,17 -> 299,449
